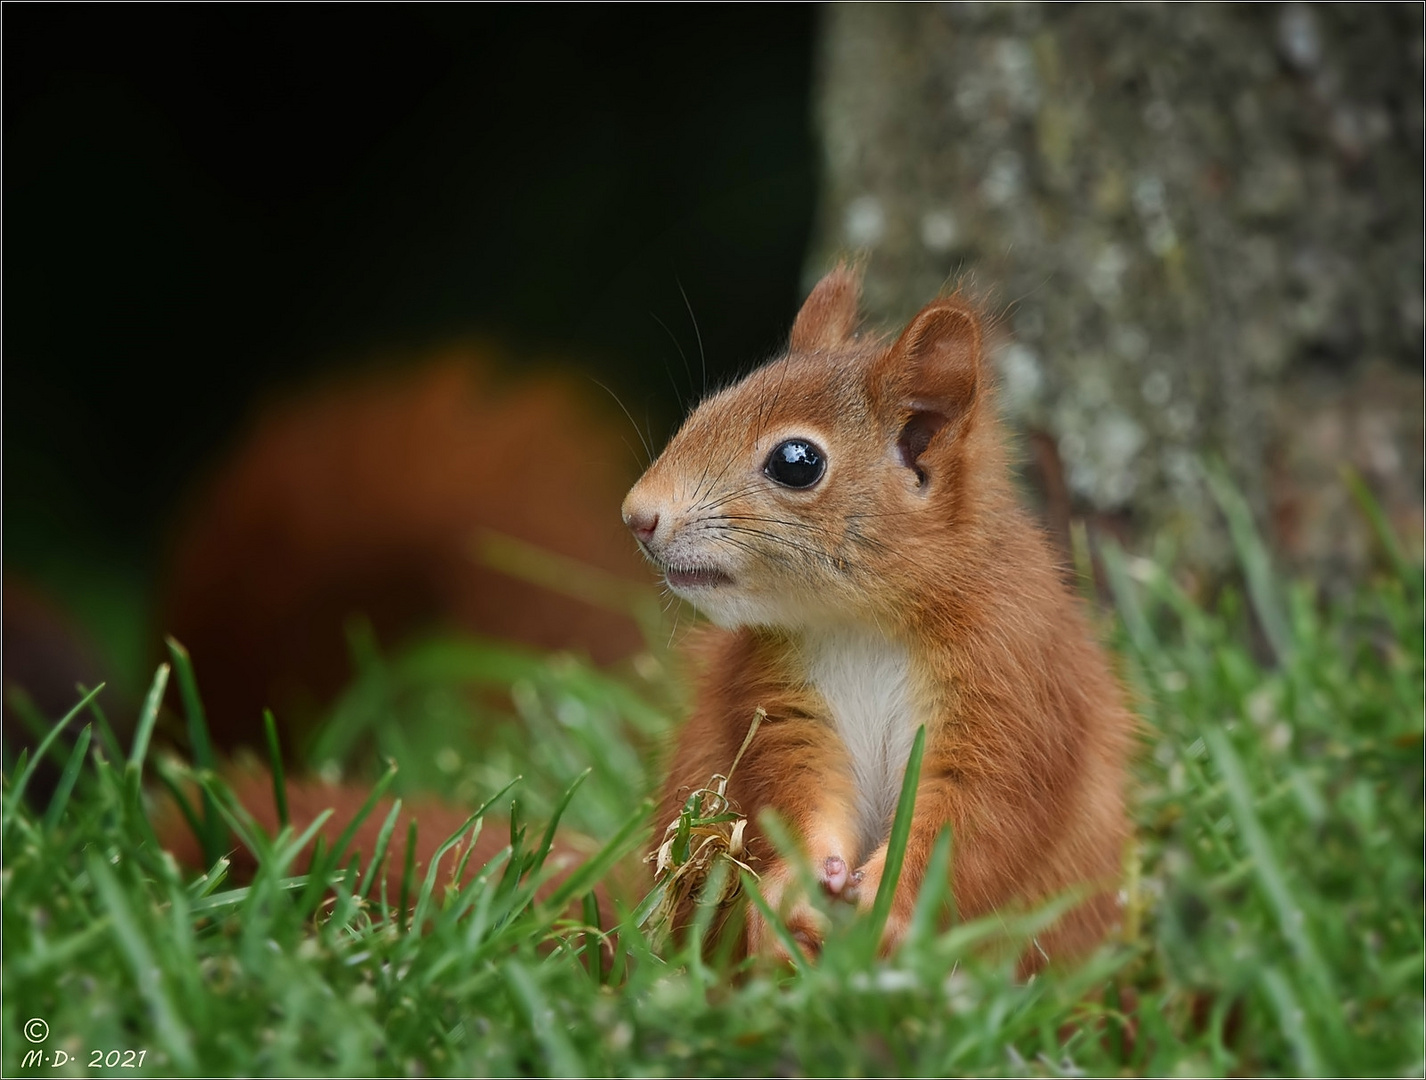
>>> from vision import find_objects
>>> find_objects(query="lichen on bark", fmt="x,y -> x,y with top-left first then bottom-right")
808,3 -> 1423,582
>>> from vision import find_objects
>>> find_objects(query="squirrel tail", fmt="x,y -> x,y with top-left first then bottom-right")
159,349 -> 649,754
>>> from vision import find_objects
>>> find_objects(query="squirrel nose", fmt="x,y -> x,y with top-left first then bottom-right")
625,507 -> 659,544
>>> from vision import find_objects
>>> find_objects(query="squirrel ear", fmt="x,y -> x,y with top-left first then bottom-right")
876,298 -> 983,484
789,264 -> 862,352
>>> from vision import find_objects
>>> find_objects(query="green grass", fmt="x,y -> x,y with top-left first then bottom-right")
4,503 -> 1422,1076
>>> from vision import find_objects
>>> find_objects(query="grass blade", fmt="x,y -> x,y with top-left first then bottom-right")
505,959 -> 587,1077
165,638 -> 215,769
194,771 -> 271,864
583,889 -> 606,984
411,813 -> 486,932
407,777 -> 522,930
262,708 -> 289,830
1204,463 -> 1290,662
1260,966 -> 1325,1076
400,818 -> 418,923
742,870 -> 811,973
534,767 -> 591,869
5,686 -> 73,768
864,725 -> 926,953
359,797 -> 404,902
166,638 -> 226,866
906,824 -> 954,945
6,683 -> 104,822
449,815 -> 487,891
76,681 -> 126,763
324,759 -> 399,870
1342,464 -> 1418,585
125,664 -> 170,818
1204,728 -> 1338,1017
630,877 -> 672,931
1099,541 -> 1158,659
268,809 -> 337,876
87,853 -> 196,1071
535,798 -> 652,918
42,723 -> 92,831
151,757 -> 206,854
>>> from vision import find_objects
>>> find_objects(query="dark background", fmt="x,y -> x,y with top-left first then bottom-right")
5,6 -> 819,685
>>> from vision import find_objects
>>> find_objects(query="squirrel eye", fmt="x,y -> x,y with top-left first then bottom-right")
764,438 -> 825,489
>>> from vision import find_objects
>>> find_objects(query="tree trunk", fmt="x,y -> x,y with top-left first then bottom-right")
808,3 -> 1422,584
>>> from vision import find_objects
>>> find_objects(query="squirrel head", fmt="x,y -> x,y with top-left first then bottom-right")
622,265 -> 993,631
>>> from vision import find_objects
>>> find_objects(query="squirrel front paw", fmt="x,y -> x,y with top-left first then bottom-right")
844,849 -> 885,910
803,824 -> 855,897
747,860 -> 833,962
747,895 -> 830,962
845,850 -> 911,954
819,854 -> 850,895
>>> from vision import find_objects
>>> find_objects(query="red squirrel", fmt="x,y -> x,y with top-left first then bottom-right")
623,266 -> 1135,965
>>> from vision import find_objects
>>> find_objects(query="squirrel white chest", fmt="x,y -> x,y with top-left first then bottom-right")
803,629 -> 921,859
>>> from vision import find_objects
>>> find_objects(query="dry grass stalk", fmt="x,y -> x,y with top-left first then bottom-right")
644,708 -> 765,939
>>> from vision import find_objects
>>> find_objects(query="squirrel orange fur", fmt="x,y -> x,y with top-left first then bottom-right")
160,352 -> 647,754
149,353 -> 653,916
624,266 -> 1135,966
